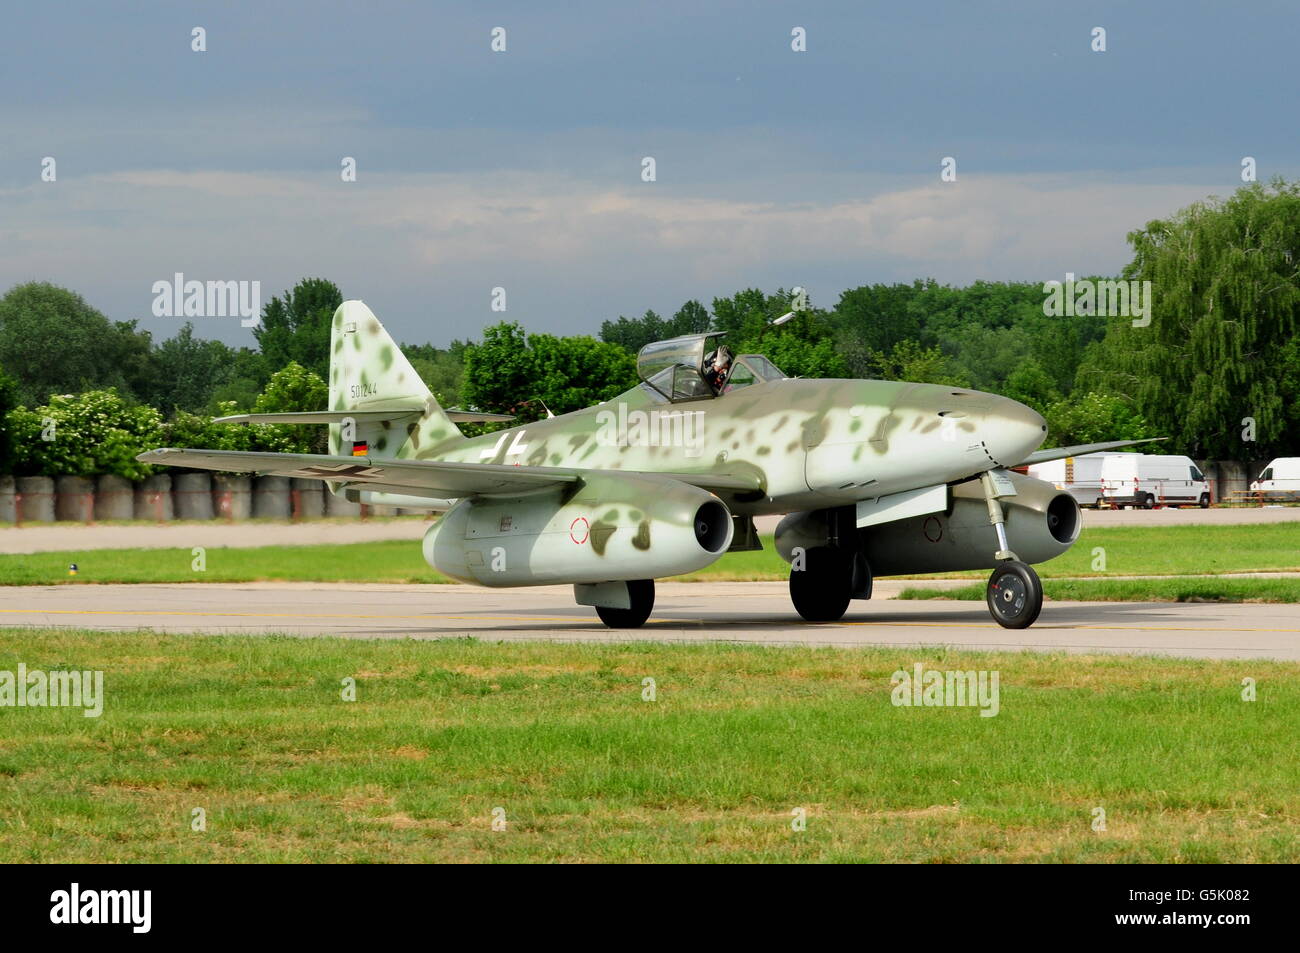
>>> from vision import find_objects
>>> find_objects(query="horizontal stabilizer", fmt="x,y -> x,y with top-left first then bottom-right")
1016,437 -> 1167,467
214,407 -> 514,426
214,408 -> 421,426
444,409 -> 517,423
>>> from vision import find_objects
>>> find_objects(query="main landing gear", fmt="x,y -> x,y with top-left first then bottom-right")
980,471 -> 1043,629
594,579 -> 655,628
784,470 -> 1045,629
789,509 -> 872,623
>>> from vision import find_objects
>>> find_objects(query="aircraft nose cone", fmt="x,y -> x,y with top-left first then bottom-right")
982,398 -> 1047,467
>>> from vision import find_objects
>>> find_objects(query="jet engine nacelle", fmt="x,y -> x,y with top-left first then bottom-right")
423,472 -> 733,587
775,471 -> 1080,575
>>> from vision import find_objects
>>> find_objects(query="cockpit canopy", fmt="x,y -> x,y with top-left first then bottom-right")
636,332 -> 786,402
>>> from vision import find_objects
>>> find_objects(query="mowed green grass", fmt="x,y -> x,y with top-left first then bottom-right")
0,539 -> 449,585
0,523 -> 1296,588
0,630 -> 1295,863
901,578 -> 1300,603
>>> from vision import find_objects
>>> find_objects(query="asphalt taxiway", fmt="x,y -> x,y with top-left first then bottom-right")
2,581 -> 1297,660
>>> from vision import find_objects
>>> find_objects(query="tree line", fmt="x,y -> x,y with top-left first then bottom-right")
0,181 -> 1296,477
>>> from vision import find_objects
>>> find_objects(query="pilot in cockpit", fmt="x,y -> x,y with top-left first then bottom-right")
702,344 -> 733,394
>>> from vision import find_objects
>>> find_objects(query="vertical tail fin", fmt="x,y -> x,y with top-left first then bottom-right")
328,300 -> 465,458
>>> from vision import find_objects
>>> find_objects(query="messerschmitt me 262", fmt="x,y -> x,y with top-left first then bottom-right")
140,301 -> 1158,630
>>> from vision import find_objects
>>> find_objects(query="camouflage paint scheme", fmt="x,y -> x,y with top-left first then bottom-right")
327,301 -> 1047,512
142,300 -> 1059,588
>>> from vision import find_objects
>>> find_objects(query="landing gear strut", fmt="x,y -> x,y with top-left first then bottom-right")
980,471 -> 1043,629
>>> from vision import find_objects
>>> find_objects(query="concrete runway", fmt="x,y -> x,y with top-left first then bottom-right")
2,581 -> 1297,660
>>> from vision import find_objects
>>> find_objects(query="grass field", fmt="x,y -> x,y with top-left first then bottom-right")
0,539 -> 447,586
0,629 -> 1295,863
901,577 -> 1300,603
1,523 -> 1297,593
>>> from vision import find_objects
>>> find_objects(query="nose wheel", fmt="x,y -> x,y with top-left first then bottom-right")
986,560 -> 1043,629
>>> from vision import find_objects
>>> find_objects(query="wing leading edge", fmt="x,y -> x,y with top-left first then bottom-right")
1015,437 -> 1167,467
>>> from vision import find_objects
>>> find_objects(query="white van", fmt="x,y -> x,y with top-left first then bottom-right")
1100,453 -> 1210,508
1250,458 -> 1300,494
1027,452 -> 1126,508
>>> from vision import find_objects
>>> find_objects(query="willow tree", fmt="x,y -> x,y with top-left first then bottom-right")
1121,180 -> 1300,459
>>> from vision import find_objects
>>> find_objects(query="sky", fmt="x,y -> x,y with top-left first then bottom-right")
2,0 -> 1297,348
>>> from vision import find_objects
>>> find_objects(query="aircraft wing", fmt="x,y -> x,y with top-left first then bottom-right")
137,448 -> 759,500
1016,437 -> 1167,467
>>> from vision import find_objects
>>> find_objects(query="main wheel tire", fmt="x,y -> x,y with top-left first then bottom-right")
985,560 -> 1044,629
1140,493 -> 1155,510
595,579 -> 655,628
1199,493 -> 1210,509
790,546 -> 853,622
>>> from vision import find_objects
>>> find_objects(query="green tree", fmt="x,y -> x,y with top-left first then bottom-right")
832,282 -> 922,375
253,362 -> 330,453
110,319 -> 156,401
599,300 -> 713,353
1001,358 -> 1062,413
8,389 -> 162,479
462,322 -> 636,421
711,288 -> 848,378
401,340 -> 468,407
163,402 -> 297,456
0,370 -> 19,474
144,323 -> 236,414
529,334 -> 639,414
210,347 -> 269,411
871,340 -> 970,388
1043,391 -> 1154,447
0,282 -> 147,404
252,278 -> 343,380
668,300 -> 711,338
600,309 -> 669,352
1115,180 -> 1300,457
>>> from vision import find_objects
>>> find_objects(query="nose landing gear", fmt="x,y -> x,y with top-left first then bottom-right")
985,560 -> 1043,628
980,470 -> 1044,629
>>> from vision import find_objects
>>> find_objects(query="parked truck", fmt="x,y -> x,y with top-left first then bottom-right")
1249,458 -> 1300,499
1027,452 -> 1126,508
1100,453 -> 1210,508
